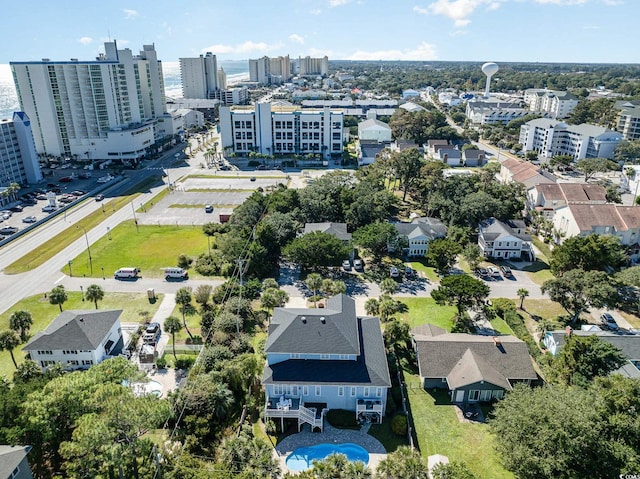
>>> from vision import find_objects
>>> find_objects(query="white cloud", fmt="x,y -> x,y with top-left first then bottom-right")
78,36 -> 93,45
123,9 -> 139,19
289,34 -> 305,44
329,0 -> 351,7
419,0 -> 503,26
347,42 -> 437,61
201,41 -> 284,55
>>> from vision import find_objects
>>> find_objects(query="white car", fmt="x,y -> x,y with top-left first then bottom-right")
487,266 -> 501,278
390,266 -> 400,278
22,216 -> 37,223
97,175 -> 114,183
42,205 -> 57,212
353,259 -> 364,271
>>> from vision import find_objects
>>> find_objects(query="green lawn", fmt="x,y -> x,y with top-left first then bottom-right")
368,417 -> 409,452
408,260 -> 439,282
0,292 -> 163,379
169,304 -> 203,343
490,317 -> 514,335
69,221 -> 210,278
406,381 -> 514,479
522,299 -> 566,321
396,297 -> 457,331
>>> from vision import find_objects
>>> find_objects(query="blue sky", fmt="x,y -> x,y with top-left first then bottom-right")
1,0 -> 635,64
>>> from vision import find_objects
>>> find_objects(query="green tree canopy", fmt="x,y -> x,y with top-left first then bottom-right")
283,231 -> 351,270
353,223 -> 399,260
550,234 -> 627,275
541,268 -> 618,324
575,157 -> 619,182
425,238 -> 462,276
175,287 -> 194,340
431,274 -> 490,316
49,285 -> 68,312
164,316 -> 183,359
9,310 -> 33,342
84,284 -> 104,309
0,330 -> 21,368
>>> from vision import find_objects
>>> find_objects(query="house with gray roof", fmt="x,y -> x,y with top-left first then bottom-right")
0,446 -> 33,479
356,139 -> 388,166
435,148 -> 462,167
392,217 -> 448,257
478,217 -> 534,261
262,294 -> 391,430
412,325 -> 537,403
461,148 -> 486,167
303,222 -> 352,243
543,329 -> 640,379
357,118 -> 392,143
23,309 -> 123,372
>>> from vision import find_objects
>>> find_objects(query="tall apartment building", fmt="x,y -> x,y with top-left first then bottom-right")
217,68 -> 228,89
524,89 -> 579,119
519,118 -> 622,160
0,112 -> 43,188
179,52 -> 219,99
249,55 -> 292,85
11,41 -> 166,161
219,102 -> 343,159
298,56 -> 329,76
615,100 -> 640,140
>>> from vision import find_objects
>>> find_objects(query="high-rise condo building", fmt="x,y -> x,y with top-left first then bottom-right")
10,41 -> 166,162
249,56 -> 292,84
179,52 -> 219,99
298,56 -> 329,76
0,112 -> 43,189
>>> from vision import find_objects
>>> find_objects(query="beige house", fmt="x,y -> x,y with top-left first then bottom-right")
527,183 -> 607,220
499,159 -> 556,189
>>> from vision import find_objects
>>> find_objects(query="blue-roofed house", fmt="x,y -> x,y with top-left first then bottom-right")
262,294 -> 391,431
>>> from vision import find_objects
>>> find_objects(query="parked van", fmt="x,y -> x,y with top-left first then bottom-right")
163,267 -> 188,281
114,267 -> 139,279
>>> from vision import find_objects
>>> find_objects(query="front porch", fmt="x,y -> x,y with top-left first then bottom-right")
264,396 -> 327,432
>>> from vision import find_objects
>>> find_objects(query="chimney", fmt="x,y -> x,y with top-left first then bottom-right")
320,317 -> 326,324
565,326 -> 572,337
301,316 -> 306,323
492,336 -> 501,346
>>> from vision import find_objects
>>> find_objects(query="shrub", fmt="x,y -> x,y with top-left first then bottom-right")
492,298 -> 516,318
504,310 -> 541,359
177,254 -> 193,270
174,355 -> 196,370
194,252 -> 222,276
391,414 -> 408,436
248,160 -> 261,167
201,345 -> 233,371
185,335 -> 203,345
155,356 -> 167,369
326,409 -> 360,429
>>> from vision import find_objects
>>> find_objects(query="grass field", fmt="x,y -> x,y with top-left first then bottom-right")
408,260 -> 440,282
5,176 -> 163,275
405,377 -> 514,479
396,297 -> 457,331
522,299 -> 566,321
490,317 -> 515,335
68,221 -> 210,278
0,291 -> 163,379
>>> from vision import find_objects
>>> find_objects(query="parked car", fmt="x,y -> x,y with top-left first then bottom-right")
353,259 -> 364,271
95,194 -> 105,201
146,322 -> 160,334
79,172 -> 92,179
601,313 -> 619,331
36,194 -> 47,200
250,177 -> 256,182
97,175 -> 114,183
500,266 -> 513,278
476,268 -> 489,278
42,205 -> 57,212
10,205 -> 23,212
0,226 -> 18,235
71,190 -> 85,196
204,204 -> 213,213
342,259 -> 351,271
22,216 -> 37,223
390,266 -> 400,278
59,176 -> 74,183
487,266 -> 501,278
405,266 -> 414,278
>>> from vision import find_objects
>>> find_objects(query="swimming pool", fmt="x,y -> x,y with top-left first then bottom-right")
285,443 -> 369,471
122,380 -> 163,398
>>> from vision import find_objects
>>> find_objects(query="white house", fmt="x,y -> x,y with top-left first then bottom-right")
357,118 -> 392,143
478,218 -> 534,260
465,100 -> 530,125
436,148 -> 462,167
23,310 -> 124,372
262,295 -> 391,430
393,217 -> 448,257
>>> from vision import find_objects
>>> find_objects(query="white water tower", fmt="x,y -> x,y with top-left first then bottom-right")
482,62 -> 499,98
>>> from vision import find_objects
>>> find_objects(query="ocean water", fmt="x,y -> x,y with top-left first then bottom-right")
0,60 -> 250,119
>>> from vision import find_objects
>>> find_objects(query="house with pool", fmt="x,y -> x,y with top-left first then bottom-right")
262,294 -> 391,431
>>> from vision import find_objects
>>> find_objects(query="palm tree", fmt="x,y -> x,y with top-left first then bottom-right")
175,287 -> 194,340
9,310 -> 33,342
305,273 -> 323,307
365,298 -> 380,316
517,288 -> 530,310
163,316 -> 182,360
85,284 -> 104,309
262,278 -> 279,291
380,278 -> 398,296
0,330 -> 21,368
49,285 -> 68,312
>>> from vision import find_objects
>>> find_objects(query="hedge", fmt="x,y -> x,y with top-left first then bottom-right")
503,310 -> 541,359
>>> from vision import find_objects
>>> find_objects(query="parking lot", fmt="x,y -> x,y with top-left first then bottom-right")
0,167 -> 111,238
137,174 -> 287,225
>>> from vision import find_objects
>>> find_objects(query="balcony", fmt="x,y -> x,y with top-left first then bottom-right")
356,398 -> 383,413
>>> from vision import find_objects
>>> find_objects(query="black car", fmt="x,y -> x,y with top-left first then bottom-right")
0,226 -> 19,235
10,205 -> 23,212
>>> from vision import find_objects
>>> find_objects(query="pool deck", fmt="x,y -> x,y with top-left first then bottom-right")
274,423 -> 387,474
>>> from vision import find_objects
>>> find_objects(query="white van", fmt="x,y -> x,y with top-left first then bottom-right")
114,267 -> 139,279
163,267 -> 188,281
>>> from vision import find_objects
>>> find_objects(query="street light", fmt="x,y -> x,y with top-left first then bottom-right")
68,260 -> 73,277
131,202 -> 139,232
80,285 -> 84,301
77,225 -> 93,275
106,226 -> 111,240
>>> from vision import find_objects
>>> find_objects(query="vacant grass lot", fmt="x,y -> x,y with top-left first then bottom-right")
396,297 -> 457,331
5,176 -> 163,274
522,299 -> 566,321
0,291 -> 162,379
406,376 -> 514,479
408,260 -> 439,282
69,221 -> 209,278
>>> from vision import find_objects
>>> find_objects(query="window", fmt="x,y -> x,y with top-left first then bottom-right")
315,386 -> 321,396
291,353 -> 301,359
376,388 -> 382,397
351,387 -> 356,397
303,386 -> 309,396
320,354 -> 330,360
82,360 -> 93,366
469,390 -> 480,401
10,466 -> 20,478
338,386 -> 344,396
364,387 -> 370,397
